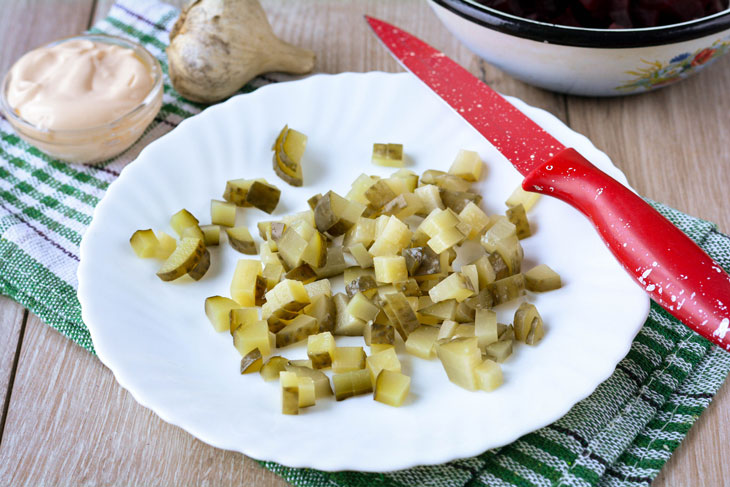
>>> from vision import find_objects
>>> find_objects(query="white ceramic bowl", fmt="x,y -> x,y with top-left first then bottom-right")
429,0 -> 730,96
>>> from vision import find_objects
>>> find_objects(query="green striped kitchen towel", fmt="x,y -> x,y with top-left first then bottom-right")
0,1 -> 727,486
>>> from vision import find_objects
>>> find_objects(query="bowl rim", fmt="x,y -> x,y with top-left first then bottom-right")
432,0 -> 730,48
0,33 -> 163,139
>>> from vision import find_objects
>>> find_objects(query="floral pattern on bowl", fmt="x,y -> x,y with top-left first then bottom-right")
617,37 -> 730,92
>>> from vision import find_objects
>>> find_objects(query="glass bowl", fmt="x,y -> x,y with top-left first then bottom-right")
0,34 -> 163,164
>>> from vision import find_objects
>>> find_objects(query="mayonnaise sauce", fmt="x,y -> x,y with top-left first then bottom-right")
6,39 -> 154,130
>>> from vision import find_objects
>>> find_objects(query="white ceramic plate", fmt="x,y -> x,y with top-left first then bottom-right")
78,72 -> 649,472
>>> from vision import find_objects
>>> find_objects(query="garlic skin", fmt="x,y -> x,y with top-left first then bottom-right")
167,0 -> 315,103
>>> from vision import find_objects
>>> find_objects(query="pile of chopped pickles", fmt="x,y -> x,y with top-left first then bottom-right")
129,126 -> 562,414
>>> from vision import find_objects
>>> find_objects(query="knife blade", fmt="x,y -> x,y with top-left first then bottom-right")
366,15 -> 730,351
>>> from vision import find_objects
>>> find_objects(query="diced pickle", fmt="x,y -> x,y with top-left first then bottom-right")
314,246 -> 348,278
155,231 -> 177,260
513,302 -> 545,345
424,171 -> 472,192
405,325 -> 440,359
372,143 -> 404,167
448,149 -> 483,182
272,126 -> 306,187
304,279 -> 332,300
230,307 -> 260,333
230,260 -> 264,306
419,208 -> 461,238
409,246 -> 441,278
461,264 -> 479,292
156,237 -> 206,281
276,314 -> 319,347
301,231 -> 328,268
233,320 -> 271,357
419,169 -> 447,185
365,322 -> 395,346
332,346 -> 367,373
333,369 -> 373,401
428,272 -> 475,303
308,193 -> 322,210
285,364 -> 333,398
427,225 -> 466,254
278,227 -> 308,269
345,275 -> 378,299
346,292 -> 380,322
524,264 -> 562,292
366,347 -> 401,386
473,254 -> 497,287
393,278 -> 420,297
199,225 -> 221,246
181,224 -> 205,241
347,242 -> 374,268
414,184 -> 444,215
170,209 -> 199,237
453,323 -> 476,338
280,371 -> 299,415
265,279 -> 310,312
475,359 -> 503,391
365,179 -> 398,209
486,340 -> 513,362
333,293 -> 366,336
382,292 -> 420,339
240,348 -> 263,374
346,174 -> 377,205
227,226 -> 257,254
420,299 -> 458,321
505,185 -> 540,211
454,301 -> 476,323
369,216 -> 412,257
488,251 -> 510,280
204,296 -> 241,333
373,255 -> 408,284
260,356 -> 289,381
391,168 -> 418,189
343,217 -> 376,248
344,267 -> 375,286
302,294 -> 336,333
266,314 -> 292,334
475,309 -> 498,350
440,189 -> 482,214
314,191 -> 361,236
307,331 -> 335,369
382,193 -> 423,220
487,274 -> 526,305
374,370 -> 411,407
285,263 -> 318,283
130,229 -> 159,258
296,376 -> 316,408
436,337 -> 482,391
506,204 -> 531,239
245,180 -> 281,214
459,202 -> 490,239
211,199 -> 236,227
438,320 -> 459,340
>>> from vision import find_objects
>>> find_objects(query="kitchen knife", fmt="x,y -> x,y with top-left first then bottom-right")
366,16 -> 730,350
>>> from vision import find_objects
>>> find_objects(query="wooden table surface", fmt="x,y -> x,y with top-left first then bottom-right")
1,1 -> 729,485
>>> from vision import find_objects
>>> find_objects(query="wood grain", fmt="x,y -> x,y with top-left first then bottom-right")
0,0 -> 95,451
0,315 -> 288,486
0,0 -> 96,75
0,1 -> 728,486
0,297 -> 25,438
565,57 -> 730,233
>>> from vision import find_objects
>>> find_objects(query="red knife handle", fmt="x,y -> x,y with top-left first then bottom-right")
523,148 -> 730,351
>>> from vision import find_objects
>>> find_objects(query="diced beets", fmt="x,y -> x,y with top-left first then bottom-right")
477,0 -> 728,28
